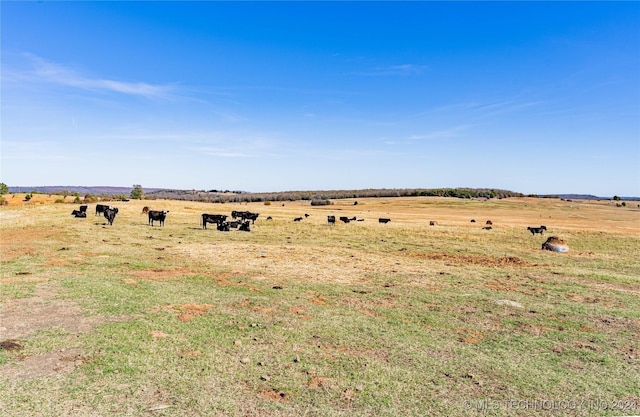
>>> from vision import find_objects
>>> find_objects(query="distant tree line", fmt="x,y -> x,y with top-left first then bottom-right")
142,187 -> 524,203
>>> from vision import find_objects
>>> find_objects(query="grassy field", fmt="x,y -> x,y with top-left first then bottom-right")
1,195 -> 639,416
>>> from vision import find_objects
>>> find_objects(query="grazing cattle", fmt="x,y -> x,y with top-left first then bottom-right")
95,204 -> 109,216
266,216 -> 273,220
142,206 -> 150,214
71,210 -> 86,218
357,218 -> 365,222
103,207 -> 118,225
340,216 -> 351,223
482,226 -> 492,230
232,210 -> 259,223
304,213 -> 310,218
244,212 -> 259,224
486,220 -> 493,225
239,221 -> 251,232
379,218 -> 391,224
202,213 -> 227,229
217,222 -> 230,231
527,226 -> 547,235
430,221 -> 437,226
294,217 -> 303,222
79,205 -> 88,214
327,215 -> 336,225
148,210 -> 169,226
470,219 -> 476,223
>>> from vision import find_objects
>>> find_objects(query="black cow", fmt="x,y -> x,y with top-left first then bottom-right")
340,216 -> 351,223
228,221 -> 241,228
527,225 -> 547,235
103,207 -> 118,225
294,217 -> 303,222
486,220 -> 493,225
79,205 -> 88,213
217,222 -> 230,232
429,221 -> 437,226
482,226 -> 492,230
231,210 -> 247,219
304,213 -> 310,218
202,213 -> 227,229
379,218 -> 391,224
239,221 -> 251,232
327,215 -> 336,225
71,210 -> 86,218
244,212 -> 259,224
95,204 -> 109,216
148,210 -> 169,226
232,210 -> 259,223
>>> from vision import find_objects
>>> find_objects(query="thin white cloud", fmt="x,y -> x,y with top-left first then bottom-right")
417,99 -> 543,119
349,64 -> 428,76
21,53 -> 177,99
410,124 -> 473,140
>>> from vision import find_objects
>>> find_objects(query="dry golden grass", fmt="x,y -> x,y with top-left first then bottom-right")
1,194 -> 639,416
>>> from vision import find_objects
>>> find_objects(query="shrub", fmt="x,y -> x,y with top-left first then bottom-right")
311,199 -> 332,206
264,201 -> 272,205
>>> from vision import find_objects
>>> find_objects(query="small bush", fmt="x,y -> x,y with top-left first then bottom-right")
264,201 -> 271,205
54,199 -> 65,204
311,199 -> 332,206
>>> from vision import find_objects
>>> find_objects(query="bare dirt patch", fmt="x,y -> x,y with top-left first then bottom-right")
128,267 -> 196,281
0,283 -> 99,340
0,282 -> 131,380
0,227 -> 54,260
406,252 -> 538,268
150,303 -> 216,322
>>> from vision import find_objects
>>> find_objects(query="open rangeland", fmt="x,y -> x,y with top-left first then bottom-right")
1,195 -> 639,416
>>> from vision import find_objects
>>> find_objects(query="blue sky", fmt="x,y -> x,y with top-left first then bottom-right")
2,1 -> 639,195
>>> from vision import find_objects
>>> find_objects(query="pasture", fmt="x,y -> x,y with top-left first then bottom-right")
1,195 -> 639,416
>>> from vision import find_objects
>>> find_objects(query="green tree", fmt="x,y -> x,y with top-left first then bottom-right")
0,183 -> 8,195
130,184 -> 144,200
613,195 -> 621,201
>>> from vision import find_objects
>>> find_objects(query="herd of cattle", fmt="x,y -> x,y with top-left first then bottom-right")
70,204 -> 551,240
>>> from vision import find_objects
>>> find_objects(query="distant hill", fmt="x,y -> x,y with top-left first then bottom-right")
7,186 -> 637,202
542,194 -> 639,201
8,186 -> 163,195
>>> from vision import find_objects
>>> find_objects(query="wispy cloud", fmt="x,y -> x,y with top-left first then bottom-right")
349,64 -> 428,76
18,53 -> 178,99
417,99 -> 543,119
410,124 -> 473,140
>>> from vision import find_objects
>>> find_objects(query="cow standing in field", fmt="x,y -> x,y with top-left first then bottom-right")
148,210 -> 169,226
327,215 -> 336,225
95,204 -> 109,216
527,226 -> 547,235
379,218 -> 391,224
103,207 -> 118,226
202,214 -> 227,229
79,205 -> 88,214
